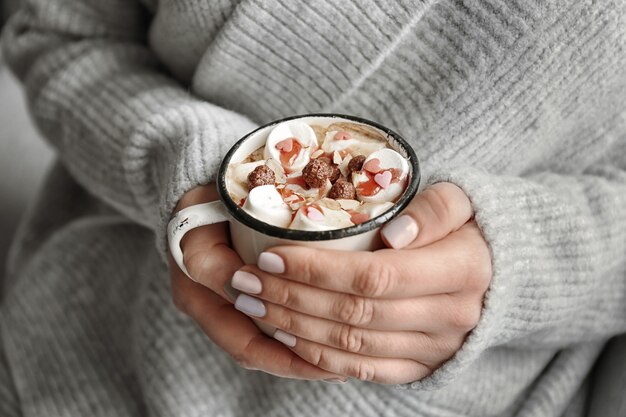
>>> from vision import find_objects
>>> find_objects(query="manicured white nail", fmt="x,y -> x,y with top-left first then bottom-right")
258,252 -> 285,274
273,329 -> 296,347
381,215 -> 418,249
231,271 -> 262,294
234,294 -> 266,317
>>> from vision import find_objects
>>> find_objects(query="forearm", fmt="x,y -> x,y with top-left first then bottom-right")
2,2 -> 256,254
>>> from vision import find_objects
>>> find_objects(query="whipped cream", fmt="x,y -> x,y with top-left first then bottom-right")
227,119 -> 411,232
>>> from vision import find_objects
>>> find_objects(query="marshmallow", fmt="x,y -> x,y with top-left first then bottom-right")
264,121 -> 318,172
289,204 -> 353,231
321,130 -> 386,157
354,148 -> 410,203
355,202 -> 394,219
242,185 -> 293,228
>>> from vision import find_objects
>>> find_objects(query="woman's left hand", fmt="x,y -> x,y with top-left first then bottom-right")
229,183 -> 492,384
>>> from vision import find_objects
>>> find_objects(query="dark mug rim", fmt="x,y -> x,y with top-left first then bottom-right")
217,113 -> 420,241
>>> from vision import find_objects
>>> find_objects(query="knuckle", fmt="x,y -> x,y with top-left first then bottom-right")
423,186 -> 453,227
336,295 -> 374,326
428,335 -> 463,362
234,335 -> 264,370
300,250 -> 321,285
352,256 -> 393,298
309,345 -> 326,368
276,310 -> 295,333
335,324 -> 366,353
349,361 -> 376,382
448,303 -> 482,331
275,283 -> 296,307
184,250 -> 210,280
231,352 -> 255,370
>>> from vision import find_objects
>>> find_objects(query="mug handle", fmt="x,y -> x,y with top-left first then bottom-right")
167,201 -> 230,280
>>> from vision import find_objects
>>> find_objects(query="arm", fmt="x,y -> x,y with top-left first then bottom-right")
1,0 -> 256,256
3,1 -> 345,382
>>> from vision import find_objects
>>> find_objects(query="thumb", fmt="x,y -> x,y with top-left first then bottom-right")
380,182 -> 473,249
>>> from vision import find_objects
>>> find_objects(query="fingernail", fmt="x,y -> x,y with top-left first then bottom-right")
323,378 -> 347,384
223,282 -> 240,302
381,215 -> 418,249
231,271 -> 262,294
273,329 -> 296,347
234,294 -> 266,317
258,252 -> 285,274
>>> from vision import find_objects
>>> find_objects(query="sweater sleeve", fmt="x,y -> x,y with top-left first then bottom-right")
1,0 -> 257,257
402,149 -> 626,389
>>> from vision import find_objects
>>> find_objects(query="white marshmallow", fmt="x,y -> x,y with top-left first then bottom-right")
321,130 -> 386,157
289,205 -> 353,231
354,148 -> 410,203
355,202 -> 394,219
264,121 -> 318,172
242,185 -> 293,228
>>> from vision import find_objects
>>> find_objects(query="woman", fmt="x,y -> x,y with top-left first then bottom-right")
1,1 -> 625,416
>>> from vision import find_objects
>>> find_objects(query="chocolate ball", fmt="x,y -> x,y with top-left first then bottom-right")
348,155 -> 366,176
329,164 -> 341,183
247,165 -> 275,190
328,180 -> 356,200
302,158 -> 332,188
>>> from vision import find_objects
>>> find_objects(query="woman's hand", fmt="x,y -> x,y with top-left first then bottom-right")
229,183 -> 492,384
168,184 -> 345,382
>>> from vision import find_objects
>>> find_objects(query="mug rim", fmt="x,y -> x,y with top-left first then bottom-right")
217,113 -> 420,241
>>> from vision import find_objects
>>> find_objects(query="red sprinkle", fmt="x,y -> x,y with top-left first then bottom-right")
350,212 -> 369,224
363,158 -> 382,173
334,131 -> 351,141
307,206 -> 325,221
276,138 -> 294,152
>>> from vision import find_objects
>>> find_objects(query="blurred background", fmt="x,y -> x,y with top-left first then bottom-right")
0,1 -> 54,283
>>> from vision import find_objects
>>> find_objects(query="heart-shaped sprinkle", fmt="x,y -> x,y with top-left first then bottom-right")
334,131 -> 351,141
363,158 -> 382,173
306,206 -> 325,221
350,212 -> 369,224
276,138 -> 294,153
374,170 -> 392,189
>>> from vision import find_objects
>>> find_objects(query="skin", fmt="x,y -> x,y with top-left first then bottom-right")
168,182 -> 492,384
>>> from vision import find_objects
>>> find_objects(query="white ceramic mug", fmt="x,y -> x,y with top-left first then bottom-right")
167,114 -> 420,333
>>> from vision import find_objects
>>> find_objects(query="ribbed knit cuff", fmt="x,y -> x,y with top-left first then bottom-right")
153,107 -> 257,263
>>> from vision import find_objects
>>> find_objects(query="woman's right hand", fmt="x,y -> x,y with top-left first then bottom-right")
167,184 -> 345,381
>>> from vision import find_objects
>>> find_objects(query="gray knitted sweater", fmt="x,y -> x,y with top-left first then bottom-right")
1,1 -> 625,416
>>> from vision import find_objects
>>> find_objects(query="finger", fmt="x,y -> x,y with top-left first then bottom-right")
282,335 -> 431,384
233,267 -> 477,333
242,298 -> 460,367
169,258 -> 345,381
179,222 -> 243,300
259,224 -> 490,298
171,184 -> 241,299
381,182 -> 473,249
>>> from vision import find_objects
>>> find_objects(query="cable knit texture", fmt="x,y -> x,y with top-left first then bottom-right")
1,1 -> 625,416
